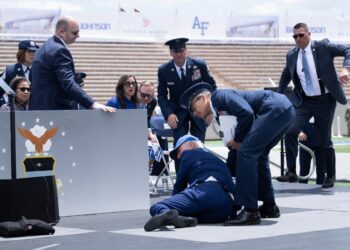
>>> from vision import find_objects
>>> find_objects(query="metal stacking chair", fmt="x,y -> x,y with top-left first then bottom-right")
149,115 -> 175,188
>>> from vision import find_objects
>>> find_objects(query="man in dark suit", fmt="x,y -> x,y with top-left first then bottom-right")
29,15 -> 115,112
276,23 -> 350,188
144,135 -> 235,231
157,38 -> 217,171
179,83 -> 295,225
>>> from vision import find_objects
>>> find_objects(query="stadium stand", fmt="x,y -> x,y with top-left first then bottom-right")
1,40 -> 348,104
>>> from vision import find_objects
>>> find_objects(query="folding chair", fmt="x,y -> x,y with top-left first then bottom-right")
149,115 -> 175,188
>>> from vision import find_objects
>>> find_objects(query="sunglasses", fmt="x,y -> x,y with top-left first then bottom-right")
70,30 -> 80,36
292,33 -> 305,39
125,81 -> 136,88
18,87 -> 31,92
140,92 -> 153,99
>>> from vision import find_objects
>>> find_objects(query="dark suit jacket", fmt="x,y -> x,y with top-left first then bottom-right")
1,63 -> 26,105
29,36 -> 94,110
173,148 -> 235,196
279,39 -> 350,107
157,57 -> 216,130
4,63 -> 26,84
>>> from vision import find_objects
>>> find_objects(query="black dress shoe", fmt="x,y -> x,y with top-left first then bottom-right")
144,209 -> 179,232
259,204 -> 280,218
168,215 -> 198,228
276,172 -> 298,183
322,176 -> 335,188
224,210 -> 261,226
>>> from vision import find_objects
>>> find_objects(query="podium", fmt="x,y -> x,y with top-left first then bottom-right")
0,176 -> 59,224
0,79 -> 59,224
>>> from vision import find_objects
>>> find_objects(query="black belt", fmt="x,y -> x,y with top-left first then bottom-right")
302,93 -> 330,100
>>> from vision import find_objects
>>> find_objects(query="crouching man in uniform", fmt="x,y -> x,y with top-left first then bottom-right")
179,83 -> 295,225
144,135 -> 236,231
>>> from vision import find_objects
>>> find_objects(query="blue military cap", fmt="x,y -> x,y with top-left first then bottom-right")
179,82 -> 213,110
169,134 -> 200,159
165,37 -> 189,52
18,40 -> 39,51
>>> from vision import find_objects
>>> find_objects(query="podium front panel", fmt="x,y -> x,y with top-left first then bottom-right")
0,110 -> 149,216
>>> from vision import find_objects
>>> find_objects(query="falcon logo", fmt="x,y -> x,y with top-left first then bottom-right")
17,126 -> 58,154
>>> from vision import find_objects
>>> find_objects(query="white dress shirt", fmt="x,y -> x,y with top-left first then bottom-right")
296,41 -> 328,96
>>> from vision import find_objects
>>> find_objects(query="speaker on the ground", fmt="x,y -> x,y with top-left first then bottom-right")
0,176 -> 60,225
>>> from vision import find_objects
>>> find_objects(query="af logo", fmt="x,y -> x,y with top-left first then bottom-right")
18,126 -> 58,154
192,16 -> 209,36
17,120 -> 59,177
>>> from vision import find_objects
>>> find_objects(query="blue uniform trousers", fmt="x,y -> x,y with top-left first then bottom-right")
235,107 -> 295,209
150,181 -> 233,223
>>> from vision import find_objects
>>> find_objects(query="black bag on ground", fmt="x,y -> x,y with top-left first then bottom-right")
0,176 -> 60,224
0,216 -> 55,237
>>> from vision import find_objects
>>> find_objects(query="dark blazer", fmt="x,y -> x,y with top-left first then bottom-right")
279,39 -> 350,107
4,63 -> 26,84
0,63 -> 26,106
211,89 -> 293,143
173,148 -> 235,196
29,36 -> 94,110
157,57 -> 216,129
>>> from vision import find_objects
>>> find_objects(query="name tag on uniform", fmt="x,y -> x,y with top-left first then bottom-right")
167,82 -> 175,85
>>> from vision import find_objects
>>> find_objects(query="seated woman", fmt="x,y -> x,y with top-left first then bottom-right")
0,77 -> 30,111
106,74 -> 139,109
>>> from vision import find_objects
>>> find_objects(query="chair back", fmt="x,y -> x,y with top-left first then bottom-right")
150,115 -> 173,138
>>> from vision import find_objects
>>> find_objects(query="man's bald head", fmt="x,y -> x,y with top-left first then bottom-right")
55,15 -> 80,45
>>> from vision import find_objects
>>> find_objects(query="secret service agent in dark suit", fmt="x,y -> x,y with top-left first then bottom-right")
144,135 -> 235,231
157,38 -> 217,151
29,16 -> 115,112
180,83 -> 295,225
277,23 -> 350,188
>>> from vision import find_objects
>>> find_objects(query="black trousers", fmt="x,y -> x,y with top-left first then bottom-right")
285,94 -> 336,178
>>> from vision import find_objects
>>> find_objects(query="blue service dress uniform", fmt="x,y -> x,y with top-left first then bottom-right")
157,57 -> 217,143
211,89 -> 295,209
149,148 -> 235,223
0,63 -> 28,106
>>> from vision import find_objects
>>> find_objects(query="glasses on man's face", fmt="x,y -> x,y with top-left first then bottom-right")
140,92 -> 153,99
70,30 -> 79,36
293,33 -> 305,39
125,81 -> 136,88
18,87 -> 31,93
189,95 -> 202,115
